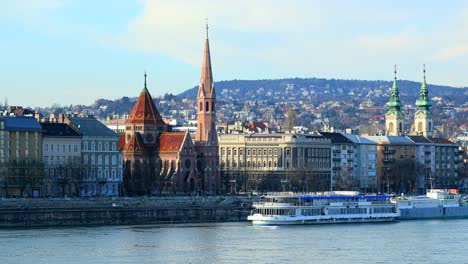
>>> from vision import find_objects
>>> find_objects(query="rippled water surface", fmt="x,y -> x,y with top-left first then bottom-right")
1,220 -> 466,264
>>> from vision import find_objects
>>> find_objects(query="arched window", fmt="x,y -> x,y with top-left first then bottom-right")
428,121 -> 432,130
389,122 -> 394,134
418,122 -> 423,132
212,101 -> 215,112
206,101 -> 209,112
199,102 -> 203,111
398,123 -> 402,133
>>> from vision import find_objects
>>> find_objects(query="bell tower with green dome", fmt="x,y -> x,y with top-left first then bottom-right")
413,65 -> 433,137
385,66 -> 405,136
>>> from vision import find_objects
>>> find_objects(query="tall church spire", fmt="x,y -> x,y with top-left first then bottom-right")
194,22 -> 220,193
199,20 -> 214,97
385,65 -> 404,136
386,65 -> 403,113
416,64 -> 431,108
414,64 -> 433,136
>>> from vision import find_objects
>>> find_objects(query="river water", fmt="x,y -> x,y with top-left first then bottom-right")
0,220 -> 466,264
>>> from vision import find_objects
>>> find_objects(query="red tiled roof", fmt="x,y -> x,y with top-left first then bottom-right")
124,134 -> 145,153
157,132 -> 186,153
127,88 -> 164,125
118,134 -> 126,151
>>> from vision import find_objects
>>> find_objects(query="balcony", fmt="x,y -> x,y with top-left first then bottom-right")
347,149 -> 354,153
383,159 -> 395,164
333,158 -> 341,162
333,150 -> 341,154
333,166 -> 341,171
424,151 -> 431,155
383,149 -> 396,154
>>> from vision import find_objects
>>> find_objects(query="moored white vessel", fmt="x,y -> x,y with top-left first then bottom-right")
248,191 -> 399,225
394,189 -> 468,219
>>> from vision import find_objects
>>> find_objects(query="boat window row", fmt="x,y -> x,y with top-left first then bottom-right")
301,209 -> 322,216
328,208 -> 367,215
373,207 -> 395,213
255,208 -> 295,216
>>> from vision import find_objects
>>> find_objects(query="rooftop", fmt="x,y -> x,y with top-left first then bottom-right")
68,117 -> 118,138
41,122 -> 81,137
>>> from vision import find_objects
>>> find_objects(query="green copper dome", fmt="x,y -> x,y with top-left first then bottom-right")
386,66 -> 403,114
415,65 -> 432,109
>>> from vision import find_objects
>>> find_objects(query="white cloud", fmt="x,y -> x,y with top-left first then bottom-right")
113,0 -> 324,65
0,0 -> 67,31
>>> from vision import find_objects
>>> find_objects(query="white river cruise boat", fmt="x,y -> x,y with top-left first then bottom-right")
248,191 -> 399,225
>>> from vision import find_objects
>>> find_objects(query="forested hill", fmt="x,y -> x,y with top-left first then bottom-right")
178,78 -> 467,105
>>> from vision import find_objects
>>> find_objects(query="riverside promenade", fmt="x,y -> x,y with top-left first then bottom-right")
0,196 -> 253,228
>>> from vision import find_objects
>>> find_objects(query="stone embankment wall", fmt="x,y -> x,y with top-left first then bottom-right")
0,196 -> 253,228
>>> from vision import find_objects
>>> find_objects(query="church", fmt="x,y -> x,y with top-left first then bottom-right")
121,26 -> 220,195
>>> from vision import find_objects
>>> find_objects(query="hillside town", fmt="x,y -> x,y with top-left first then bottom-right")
1,29 -> 467,199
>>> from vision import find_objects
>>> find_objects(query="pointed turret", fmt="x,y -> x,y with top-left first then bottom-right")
385,66 -> 405,136
415,64 -> 432,109
194,22 -> 220,193
195,22 -> 217,144
127,73 -> 164,125
198,22 -> 214,98
414,65 -> 433,136
125,73 -> 167,146
386,65 -> 403,112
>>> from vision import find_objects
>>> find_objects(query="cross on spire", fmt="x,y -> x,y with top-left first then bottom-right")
423,64 -> 426,81
144,70 -> 147,89
205,17 -> 209,39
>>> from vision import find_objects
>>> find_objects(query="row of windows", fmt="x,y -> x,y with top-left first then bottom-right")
45,144 -> 78,153
254,208 -> 295,216
328,208 -> 368,215
221,159 -> 330,169
83,154 -> 121,166
221,147 -> 331,158
246,137 -> 280,142
83,183 -> 119,195
83,169 -> 122,179
199,101 -> 215,112
44,156 -> 80,165
82,141 -> 117,152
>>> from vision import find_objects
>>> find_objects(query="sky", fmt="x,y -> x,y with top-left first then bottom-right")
1,0 -> 468,108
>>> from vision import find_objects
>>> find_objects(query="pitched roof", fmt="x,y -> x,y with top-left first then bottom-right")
0,116 -> 42,131
319,132 -> 353,144
387,136 -> 414,144
157,132 -> 187,153
41,122 -> 81,137
343,134 -> 376,145
68,117 -> 118,138
127,86 -> 164,125
428,137 -> 454,144
407,135 -> 432,144
124,133 -> 145,153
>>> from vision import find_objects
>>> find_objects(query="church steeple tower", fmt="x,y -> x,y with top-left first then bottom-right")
195,21 -> 217,144
414,65 -> 433,136
385,65 -> 405,136
194,21 -> 220,193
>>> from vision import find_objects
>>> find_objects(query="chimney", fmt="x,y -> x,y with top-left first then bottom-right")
34,112 -> 41,122
58,113 -> 65,123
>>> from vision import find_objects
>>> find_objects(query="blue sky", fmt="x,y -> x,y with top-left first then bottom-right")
1,0 -> 467,107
